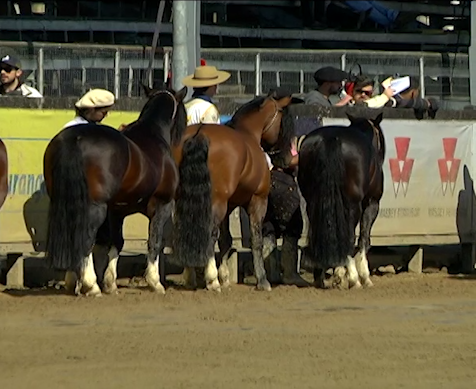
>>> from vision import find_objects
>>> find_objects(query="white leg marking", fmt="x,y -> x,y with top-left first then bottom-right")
64,270 -> 78,295
103,247 -> 119,294
356,250 -> 373,288
183,267 -> 197,289
144,255 -> 165,294
346,256 -> 362,289
333,266 -> 347,289
79,253 -> 101,297
218,261 -> 230,289
205,256 -> 221,292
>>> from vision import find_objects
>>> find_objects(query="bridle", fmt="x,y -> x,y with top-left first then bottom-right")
149,89 -> 178,120
367,119 -> 382,154
262,98 -> 283,135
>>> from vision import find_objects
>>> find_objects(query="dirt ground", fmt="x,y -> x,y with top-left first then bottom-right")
0,271 -> 475,389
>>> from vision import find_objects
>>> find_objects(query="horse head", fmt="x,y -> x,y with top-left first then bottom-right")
346,111 -> 385,160
260,88 -> 298,168
138,83 -> 188,145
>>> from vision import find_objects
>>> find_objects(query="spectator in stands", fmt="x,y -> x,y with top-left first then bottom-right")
347,75 -> 395,108
63,89 -> 115,129
0,54 -> 42,98
182,65 -> 231,125
304,66 -> 350,107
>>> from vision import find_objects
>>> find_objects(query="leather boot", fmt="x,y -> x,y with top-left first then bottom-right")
281,235 -> 309,287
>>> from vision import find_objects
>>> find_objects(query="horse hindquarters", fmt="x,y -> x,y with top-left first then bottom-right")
299,136 -> 352,272
45,137 -> 106,295
173,134 -> 218,289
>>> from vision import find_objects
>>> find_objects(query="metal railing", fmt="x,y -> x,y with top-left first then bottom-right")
0,41 -> 470,107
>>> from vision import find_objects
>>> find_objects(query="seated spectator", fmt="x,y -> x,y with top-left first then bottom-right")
344,75 -> 395,108
304,66 -> 349,107
392,77 -> 439,119
0,54 -> 42,98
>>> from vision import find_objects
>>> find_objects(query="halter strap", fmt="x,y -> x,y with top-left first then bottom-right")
150,89 -> 178,120
262,98 -> 283,135
367,119 -> 382,153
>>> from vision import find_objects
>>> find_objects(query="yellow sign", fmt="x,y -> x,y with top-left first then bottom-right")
0,108 -> 149,252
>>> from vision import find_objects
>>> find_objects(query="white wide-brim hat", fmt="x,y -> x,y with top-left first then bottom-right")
182,65 -> 231,88
75,89 -> 115,109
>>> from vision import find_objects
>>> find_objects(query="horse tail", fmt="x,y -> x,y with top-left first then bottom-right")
173,133 -> 213,267
307,135 -> 352,269
46,136 -> 90,271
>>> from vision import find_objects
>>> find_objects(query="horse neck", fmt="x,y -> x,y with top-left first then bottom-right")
233,112 -> 268,144
126,119 -> 172,147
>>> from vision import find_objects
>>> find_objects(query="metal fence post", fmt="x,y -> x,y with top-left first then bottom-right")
127,65 -> 133,97
255,52 -> 261,96
114,49 -> 120,98
163,49 -> 170,83
300,69 -> 304,94
341,53 -> 347,71
81,66 -> 87,94
37,48 -> 44,96
276,71 -> 281,88
419,56 -> 426,98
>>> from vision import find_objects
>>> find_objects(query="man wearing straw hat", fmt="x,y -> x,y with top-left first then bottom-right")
182,65 -> 231,126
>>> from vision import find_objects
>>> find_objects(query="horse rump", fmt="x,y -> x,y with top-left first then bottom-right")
298,135 -> 352,270
172,134 -> 213,267
45,135 -> 90,271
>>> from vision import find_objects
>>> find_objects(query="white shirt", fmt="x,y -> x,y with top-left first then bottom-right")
185,98 -> 220,125
19,84 -> 43,98
62,116 -> 89,129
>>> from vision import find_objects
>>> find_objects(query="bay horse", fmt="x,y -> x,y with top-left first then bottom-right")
0,139 -> 8,209
171,89 -> 295,292
44,84 -> 187,296
297,112 -> 385,289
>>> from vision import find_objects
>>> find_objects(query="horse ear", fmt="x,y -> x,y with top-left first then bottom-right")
175,86 -> 188,102
267,89 -> 278,99
141,83 -> 153,97
373,112 -> 384,125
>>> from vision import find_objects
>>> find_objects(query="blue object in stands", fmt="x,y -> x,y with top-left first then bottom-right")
344,1 -> 399,28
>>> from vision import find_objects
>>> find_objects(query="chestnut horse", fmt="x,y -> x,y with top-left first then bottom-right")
0,139 -> 8,210
171,89 -> 295,292
44,84 -> 187,296
298,113 -> 385,289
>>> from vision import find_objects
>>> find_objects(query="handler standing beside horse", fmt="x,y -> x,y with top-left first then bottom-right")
63,89 -> 115,129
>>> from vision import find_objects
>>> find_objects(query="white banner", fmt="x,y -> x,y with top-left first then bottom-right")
322,118 -> 476,243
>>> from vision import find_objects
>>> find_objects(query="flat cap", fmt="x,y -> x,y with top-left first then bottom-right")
1,54 -> 22,69
313,66 -> 348,84
75,89 -> 115,109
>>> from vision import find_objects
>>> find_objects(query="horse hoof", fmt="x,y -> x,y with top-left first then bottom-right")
349,280 -> 362,290
149,283 -> 166,295
256,280 -> 272,292
103,284 -> 119,295
206,279 -> 222,292
221,280 -> 231,289
282,275 -> 310,288
363,279 -> 374,288
84,283 -> 102,297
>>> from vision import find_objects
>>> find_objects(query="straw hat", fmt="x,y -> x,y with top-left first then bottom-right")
75,89 -> 115,109
182,66 -> 231,88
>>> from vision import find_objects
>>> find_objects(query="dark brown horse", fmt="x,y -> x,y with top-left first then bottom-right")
0,139 -> 8,210
298,113 -> 385,289
44,84 -> 187,296
171,89 -> 295,292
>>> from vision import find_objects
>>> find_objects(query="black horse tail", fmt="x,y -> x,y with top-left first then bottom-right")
173,134 -> 213,267
307,135 -> 352,269
46,137 -> 90,271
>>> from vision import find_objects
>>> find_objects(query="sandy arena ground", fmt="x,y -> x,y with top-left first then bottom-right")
0,271 -> 476,389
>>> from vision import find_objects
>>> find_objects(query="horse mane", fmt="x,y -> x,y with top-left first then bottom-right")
124,85 -> 187,146
227,96 -> 266,128
267,107 -> 296,168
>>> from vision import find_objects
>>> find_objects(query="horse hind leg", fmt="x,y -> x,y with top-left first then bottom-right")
217,218 -> 233,289
144,201 -> 173,294
75,203 -> 108,297
204,225 -> 221,292
102,215 -> 125,295
356,199 -> 380,288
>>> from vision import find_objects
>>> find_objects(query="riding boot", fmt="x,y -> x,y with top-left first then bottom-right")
281,235 -> 309,287
263,233 -> 280,284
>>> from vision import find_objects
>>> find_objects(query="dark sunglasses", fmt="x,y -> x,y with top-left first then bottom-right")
0,65 -> 16,73
357,89 -> 373,97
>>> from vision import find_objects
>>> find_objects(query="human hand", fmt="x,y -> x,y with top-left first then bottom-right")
118,123 -> 128,131
383,87 -> 396,98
